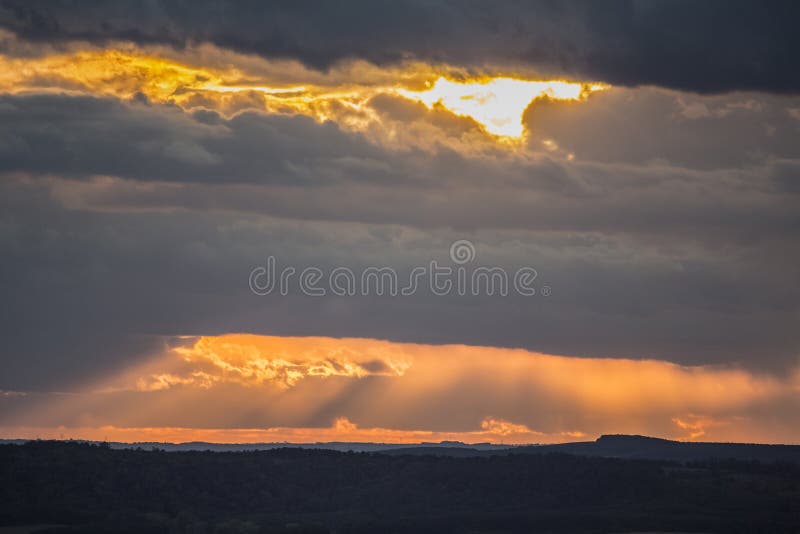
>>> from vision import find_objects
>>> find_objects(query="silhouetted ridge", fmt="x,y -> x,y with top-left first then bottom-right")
515,434 -> 800,464
1,440 -> 799,533
596,434 -> 674,444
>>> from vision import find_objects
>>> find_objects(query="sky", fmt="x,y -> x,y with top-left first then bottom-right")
0,0 -> 798,444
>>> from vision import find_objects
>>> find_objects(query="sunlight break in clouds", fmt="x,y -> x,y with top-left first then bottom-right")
3,335 -> 798,445
398,77 -> 603,137
0,8 -> 798,453
0,37 -> 602,141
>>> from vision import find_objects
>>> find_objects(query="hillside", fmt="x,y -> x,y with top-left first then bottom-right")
1,440 -> 799,533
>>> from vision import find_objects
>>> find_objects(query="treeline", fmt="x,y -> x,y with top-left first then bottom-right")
1,441 -> 798,533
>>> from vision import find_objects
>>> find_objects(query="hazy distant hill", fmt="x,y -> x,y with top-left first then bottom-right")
515,434 -> 800,463
4,434 -> 798,462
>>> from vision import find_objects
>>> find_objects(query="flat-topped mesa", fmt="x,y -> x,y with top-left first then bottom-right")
595,434 -> 675,444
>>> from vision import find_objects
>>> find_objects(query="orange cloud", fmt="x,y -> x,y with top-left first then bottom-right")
132,335 -> 411,390
671,414 -> 729,441
0,37 -> 601,146
2,334 -> 798,445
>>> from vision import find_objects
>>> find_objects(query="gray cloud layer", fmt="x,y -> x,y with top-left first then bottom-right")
1,88 -> 798,390
1,0 -> 799,93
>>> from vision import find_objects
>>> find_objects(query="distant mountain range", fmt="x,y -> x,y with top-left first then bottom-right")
3,434 -> 799,463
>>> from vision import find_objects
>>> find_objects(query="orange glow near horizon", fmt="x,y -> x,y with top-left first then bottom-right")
2,334 -> 799,445
0,416 -> 575,445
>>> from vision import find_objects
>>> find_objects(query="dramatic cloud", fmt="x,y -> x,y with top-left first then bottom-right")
0,4 -> 798,444
2,335 -> 799,444
1,1 -> 798,93
135,335 -> 411,390
0,87 -> 797,387
0,40 -> 601,138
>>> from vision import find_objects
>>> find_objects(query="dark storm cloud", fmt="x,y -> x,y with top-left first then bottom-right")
524,88 -> 800,169
0,0 -> 799,93
1,91 -> 799,392
0,94 -> 393,185
2,93 -> 798,242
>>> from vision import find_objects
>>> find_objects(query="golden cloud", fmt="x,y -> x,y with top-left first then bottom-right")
129,335 -> 411,390
0,37 -> 602,144
3,334 -> 798,444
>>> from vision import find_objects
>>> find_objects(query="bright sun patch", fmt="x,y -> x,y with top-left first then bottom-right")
398,77 -> 604,137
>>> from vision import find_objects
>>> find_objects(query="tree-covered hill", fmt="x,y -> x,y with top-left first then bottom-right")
1,441 -> 798,533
